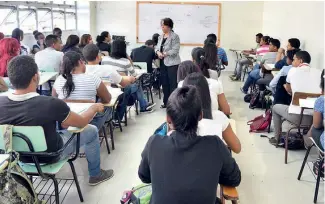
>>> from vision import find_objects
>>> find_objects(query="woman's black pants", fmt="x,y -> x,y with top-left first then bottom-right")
160,61 -> 179,105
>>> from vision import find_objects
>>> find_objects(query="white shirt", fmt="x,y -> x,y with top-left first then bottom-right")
35,47 -> 64,72
178,77 -> 224,111
86,64 -> 122,84
208,69 -> 219,80
286,64 -> 321,115
54,74 -> 101,102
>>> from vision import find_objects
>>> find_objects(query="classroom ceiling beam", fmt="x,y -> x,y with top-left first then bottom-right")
0,1 -> 74,9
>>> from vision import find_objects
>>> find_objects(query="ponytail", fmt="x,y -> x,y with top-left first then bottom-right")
199,55 -> 210,78
203,42 -> 217,73
62,51 -> 81,98
192,47 -> 210,78
96,31 -> 109,44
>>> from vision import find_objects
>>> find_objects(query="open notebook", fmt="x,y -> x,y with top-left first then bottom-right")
67,103 -> 93,114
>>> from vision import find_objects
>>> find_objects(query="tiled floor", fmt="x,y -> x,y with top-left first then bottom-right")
54,72 -> 323,204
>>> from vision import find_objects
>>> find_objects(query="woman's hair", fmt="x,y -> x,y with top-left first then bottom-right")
61,51 -> 82,98
79,34 -> 91,48
110,39 -> 127,59
183,73 -> 212,119
286,49 -> 298,62
262,36 -> 271,45
0,32 -> 4,40
0,38 -> 20,77
320,69 -> 324,92
33,30 -> 43,40
191,47 -> 210,78
167,86 -> 202,138
96,31 -> 109,44
288,38 -> 300,49
62,35 -> 80,52
162,18 -> 174,29
152,33 -> 160,46
177,60 -> 199,83
203,42 -> 217,75
11,28 -> 23,43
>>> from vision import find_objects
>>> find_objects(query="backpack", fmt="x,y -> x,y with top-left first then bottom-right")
278,131 -> 305,150
249,90 -> 260,109
0,125 -> 43,204
247,109 -> 272,133
120,184 -> 152,204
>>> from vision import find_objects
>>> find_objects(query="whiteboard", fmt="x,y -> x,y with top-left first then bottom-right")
137,2 -> 221,46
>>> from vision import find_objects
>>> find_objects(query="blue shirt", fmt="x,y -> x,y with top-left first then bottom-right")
217,47 -> 228,64
314,96 -> 324,148
275,56 -> 288,69
269,65 -> 292,93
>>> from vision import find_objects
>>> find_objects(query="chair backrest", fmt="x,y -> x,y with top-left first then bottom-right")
133,62 -> 148,73
292,92 -> 322,106
0,125 -> 47,152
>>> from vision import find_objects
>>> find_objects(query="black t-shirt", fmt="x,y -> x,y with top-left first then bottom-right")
131,46 -> 157,73
0,95 -> 70,163
97,42 -> 111,53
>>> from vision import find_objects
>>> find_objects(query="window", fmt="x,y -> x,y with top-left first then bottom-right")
19,10 -> 36,34
37,10 -> 52,32
53,11 -> 64,30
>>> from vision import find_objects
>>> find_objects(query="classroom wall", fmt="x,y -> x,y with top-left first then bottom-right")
95,1 -> 264,71
262,1 -> 324,69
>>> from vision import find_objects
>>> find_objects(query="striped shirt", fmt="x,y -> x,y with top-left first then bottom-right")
53,74 -> 101,102
256,45 -> 269,56
102,56 -> 136,77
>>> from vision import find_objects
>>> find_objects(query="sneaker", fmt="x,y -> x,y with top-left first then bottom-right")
160,104 -> 166,109
230,76 -> 240,81
146,103 -> 156,110
140,108 -> 154,113
240,87 -> 248,94
89,169 -> 114,186
228,74 -> 236,79
269,137 -> 278,146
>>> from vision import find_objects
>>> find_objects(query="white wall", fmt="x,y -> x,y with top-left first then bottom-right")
96,1 -> 264,71
262,1 -> 324,69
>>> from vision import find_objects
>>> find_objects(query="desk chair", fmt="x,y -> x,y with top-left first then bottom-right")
298,137 -> 324,203
0,125 -> 84,204
279,92 -> 322,164
220,185 -> 239,204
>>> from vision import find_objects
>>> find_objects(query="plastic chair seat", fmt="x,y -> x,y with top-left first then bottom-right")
19,158 -> 69,175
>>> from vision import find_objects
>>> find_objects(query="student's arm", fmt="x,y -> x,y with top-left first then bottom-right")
284,69 -> 294,95
313,97 -> 324,129
109,70 -> 135,87
284,83 -> 292,95
276,48 -> 285,63
120,76 -> 136,87
52,88 -> 58,98
222,125 -> 241,154
96,82 -> 111,103
0,77 -> 8,92
216,137 -> 241,187
138,136 -> 154,184
218,93 -> 231,115
124,63 -> 137,77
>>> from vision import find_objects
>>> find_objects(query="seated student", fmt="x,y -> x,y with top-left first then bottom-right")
203,41 -> 219,79
96,31 -> 111,55
0,38 -> 20,77
206,33 -> 228,66
79,34 -> 93,53
183,73 -> 241,153
269,49 -> 298,94
102,40 -> 156,113
52,51 -> 112,130
83,44 -> 135,87
189,48 -> 231,115
230,33 -> 263,81
138,86 -> 241,204
275,38 -> 300,69
12,28 -> 30,55
32,31 -> 46,54
53,27 -> 62,42
255,36 -> 271,56
0,55 -> 114,185
130,40 -> 157,73
152,33 -> 160,47
240,38 -> 280,94
270,51 -> 322,145
62,35 -> 84,61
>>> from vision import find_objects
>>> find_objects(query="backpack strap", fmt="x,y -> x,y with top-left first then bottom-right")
3,125 -> 13,153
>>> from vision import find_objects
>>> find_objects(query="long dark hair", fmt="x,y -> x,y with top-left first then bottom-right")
61,51 -> 81,98
192,47 -> 210,78
62,35 -> 80,52
79,34 -> 91,48
183,73 -> 212,119
177,60 -> 200,83
262,36 -> 271,45
152,33 -> 160,46
110,40 -> 127,59
203,42 -> 217,73
96,31 -> 109,44
12,28 -> 23,43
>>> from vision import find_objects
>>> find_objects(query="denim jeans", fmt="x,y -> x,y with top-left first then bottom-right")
59,124 -> 101,177
242,68 -> 261,92
129,83 -> 148,111
234,58 -> 251,78
90,107 -> 112,130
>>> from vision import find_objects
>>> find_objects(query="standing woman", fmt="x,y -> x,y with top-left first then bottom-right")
12,28 -> 30,55
156,18 -> 181,108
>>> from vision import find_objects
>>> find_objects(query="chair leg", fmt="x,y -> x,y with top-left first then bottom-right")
50,176 -> 60,204
116,114 -> 123,132
298,145 -> 313,180
109,121 -> 115,150
314,158 -> 324,203
102,126 -> 110,154
150,88 -> 154,104
124,111 -> 128,126
285,131 -> 289,164
146,89 -> 150,102
68,161 -> 84,202
135,101 -> 139,115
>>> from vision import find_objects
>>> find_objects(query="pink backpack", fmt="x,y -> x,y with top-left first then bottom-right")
247,110 -> 272,132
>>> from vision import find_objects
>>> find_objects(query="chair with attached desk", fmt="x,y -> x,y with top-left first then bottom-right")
279,92 -> 322,164
0,125 -> 84,204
